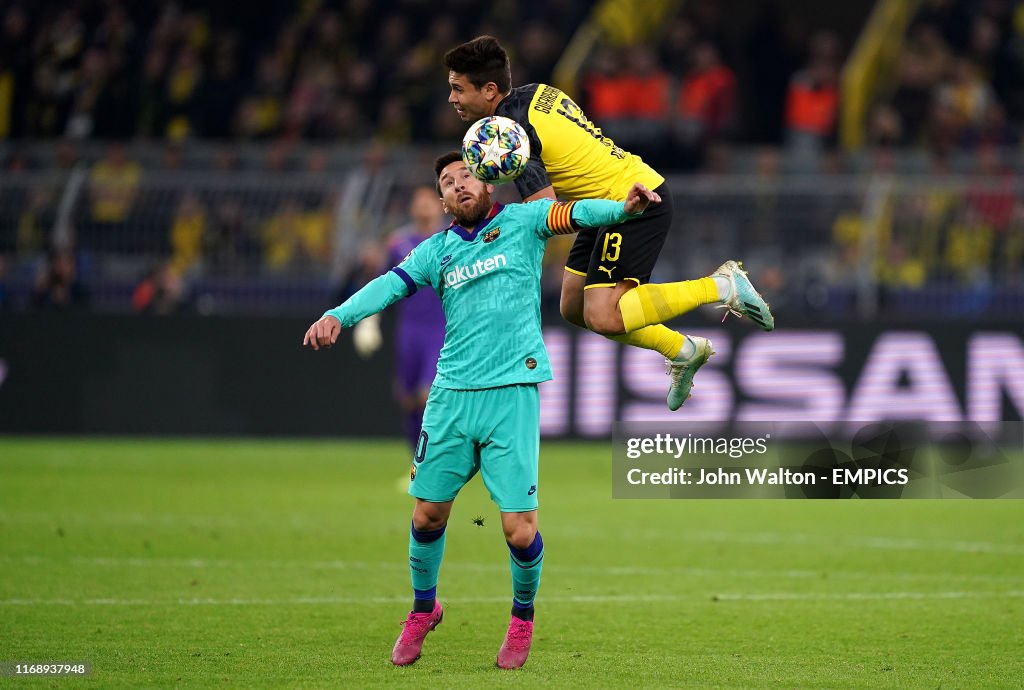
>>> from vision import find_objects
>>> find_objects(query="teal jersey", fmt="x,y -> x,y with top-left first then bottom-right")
326,197 -> 637,390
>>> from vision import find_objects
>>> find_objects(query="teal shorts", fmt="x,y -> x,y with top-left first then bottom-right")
410,384 -> 540,512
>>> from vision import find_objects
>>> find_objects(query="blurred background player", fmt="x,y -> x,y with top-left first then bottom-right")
360,186 -> 447,450
444,36 -> 774,410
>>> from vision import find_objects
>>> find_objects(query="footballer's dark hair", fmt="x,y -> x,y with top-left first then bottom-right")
444,35 -> 512,94
434,150 -> 464,194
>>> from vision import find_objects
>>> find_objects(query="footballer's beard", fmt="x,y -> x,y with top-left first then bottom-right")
451,195 -> 492,227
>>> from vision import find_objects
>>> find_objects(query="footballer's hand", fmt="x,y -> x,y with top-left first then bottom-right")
624,182 -> 662,215
303,315 -> 342,351
352,314 -> 382,358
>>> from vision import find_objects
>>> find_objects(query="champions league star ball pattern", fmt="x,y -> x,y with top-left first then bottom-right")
461,115 -> 530,184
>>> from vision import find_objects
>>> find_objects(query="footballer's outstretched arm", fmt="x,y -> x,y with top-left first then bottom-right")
302,270 -> 413,350
544,183 -> 661,237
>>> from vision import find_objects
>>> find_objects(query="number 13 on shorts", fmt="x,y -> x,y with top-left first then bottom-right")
601,232 -> 622,262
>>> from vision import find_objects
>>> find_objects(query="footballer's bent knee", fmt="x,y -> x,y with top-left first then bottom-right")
559,297 -> 586,328
559,272 -> 586,327
583,306 -> 626,336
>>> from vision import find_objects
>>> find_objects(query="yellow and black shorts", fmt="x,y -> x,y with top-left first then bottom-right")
565,183 -> 672,288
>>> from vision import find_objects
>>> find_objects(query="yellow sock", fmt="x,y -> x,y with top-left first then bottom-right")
609,325 -> 685,360
618,278 -> 717,333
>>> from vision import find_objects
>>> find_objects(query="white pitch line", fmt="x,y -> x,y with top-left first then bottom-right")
711,591 -> 1024,602
2,555 -> 1022,585
1,591 -> 1022,607
0,511 -> 312,529
693,530 -> 1024,556
5,511 -> 1024,556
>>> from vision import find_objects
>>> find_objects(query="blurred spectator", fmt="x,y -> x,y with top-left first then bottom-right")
967,14 -> 1002,74
55,139 -> 80,170
322,96 -> 372,142
744,4 -> 808,143
659,15 -> 697,76
867,103 -> 904,147
336,239 -> 386,303
132,262 -> 192,314
297,195 -> 334,268
965,145 -> 1014,230
16,187 -> 53,259
163,144 -> 184,171
399,16 -> 457,138
92,4 -> 136,57
516,22 -> 562,85
261,200 -> 303,272
283,61 -> 336,139
0,6 -> 32,139
137,48 -> 168,137
206,198 -> 256,272
927,56 -> 1009,152
304,10 -> 349,71
429,99 -> 465,142
32,249 -> 89,310
905,23 -> 953,87
937,58 -> 996,134
88,144 -> 141,225
213,146 -> 240,172
163,46 -> 204,140
65,47 -> 110,140
372,15 -> 411,85
24,63 -> 64,138
198,42 -> 244,138
621,46 -> 672,129
169,192 -> 207,273
264,139 -> 296,172
591,45 -> 671,165
784,31 -> 841,168
237,55 -> 288,139
878,237 -> 927,289
674,40 -> 737,168
29,8 -> 86,138
996,5 -> 1024,121
374,95 -> 413,145
884,0 -> 1024,155
306,150 -> 329,174
960,100 -> 1019,148
913,0 -> 971,49
581,48 -> 630,125
890,45 -> 937,145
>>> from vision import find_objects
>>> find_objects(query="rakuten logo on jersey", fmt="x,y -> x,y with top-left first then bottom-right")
444,254 -> 507,289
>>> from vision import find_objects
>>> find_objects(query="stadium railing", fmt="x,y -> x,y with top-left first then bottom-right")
1,147 -> 1021,319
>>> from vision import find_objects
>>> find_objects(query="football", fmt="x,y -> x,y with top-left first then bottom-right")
461,115 -> 530,184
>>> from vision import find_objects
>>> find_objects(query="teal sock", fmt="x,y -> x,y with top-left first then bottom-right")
508,532 -> 544,620
410,522 -> 446,613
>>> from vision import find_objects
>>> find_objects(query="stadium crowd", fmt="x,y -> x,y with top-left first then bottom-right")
0,0 -> 585,144
1,0 -> 1023,318
1,0 -> 1020,156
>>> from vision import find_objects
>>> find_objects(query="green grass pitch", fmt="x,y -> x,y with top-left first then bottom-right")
1,437 -> 1022,688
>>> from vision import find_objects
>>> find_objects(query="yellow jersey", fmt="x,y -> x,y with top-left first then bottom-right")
495,83 -> 664,202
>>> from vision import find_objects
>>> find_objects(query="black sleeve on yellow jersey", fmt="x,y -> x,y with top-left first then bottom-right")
496,84 -> 551,199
